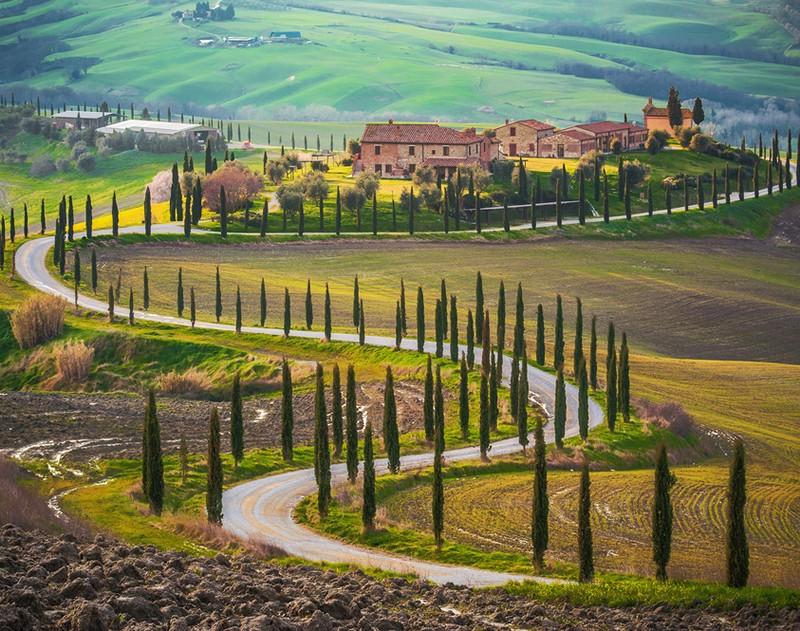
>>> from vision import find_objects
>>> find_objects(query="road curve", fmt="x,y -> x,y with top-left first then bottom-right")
15,223 -> 604,585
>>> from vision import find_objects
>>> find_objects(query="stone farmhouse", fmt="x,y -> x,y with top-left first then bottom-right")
96,120 -> 218,144
538,121 -> 647,159
643,96 -> 693,134
51,110 -> 115,130
493,119 -> 556,157
356,122 -> 499,178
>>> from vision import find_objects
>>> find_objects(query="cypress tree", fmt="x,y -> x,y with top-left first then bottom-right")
190,287 -> 196,328
665,183 -> 672,215
510,354 -> 520,423
647,183 -> 653,217
697,174 -> 705,210
589,316 -> 598,390
578,356 -> 589,440
423,355 -> 435,443
434,299 -> 444,358
408,186 -> 415,235
144,187 -> 152,236
578,170 -> 586,225
395,301 -> 402,349
554,368 -> 566,448
489,354 -> 498,432
578,462 -> 594,583
142,267 -> 149,310
554,294 -> 564,371
177,268 -> 184,317
260,199 -> 268,236
434,364 -> 445,455
607,343 -> 617,432
619,332 -> 630,422
324,283 -> 332,341
517,346 -> 529,452
399,278 -> 407,334
531,183 -> 537,229
466,309 -> 475,369
603,171 -> 610,223
573,297 -> 583,377
314,364 -> 331,518
479,371 -> 490,460
331,364 -> 343,458
362,422 -> 376,530
304,279 -> 313,329
206,408 -> 223,524
215,267 -> 222,322
532,418 -> 548,571
624,172 -> 631,220
432,387 -> 444,551
352,275 -> 360,329
108,284 -> 115,322
767,160 -> 773,196
652,443 -> 674,581
683,174 -> 689,211
383,366 -> 400,473
617,158 -> 624,201
496,280 -> 506,379
7,207 -> 14,244
145,390 -> 164,516
40,199 -> 45,234
281,358 -> 293,461
753,160 -> 760,198
183,192 -> 192,239
335,187 -> 342,235
372,192 -> 378,235
67,197 -> 74,242
449,294 -> 458,362
481,309 -> 491,378
230,372 -> 244,466
346,364 -> 358,483
23,203 -> 28,239
440,278 -> 448,338
555,185 -> 562,228
128,288 -> 134,325
738,167 -> 744,202
358,299 -> 365,345
503,198 -> 510,232
725,165 -> 731,204
416,286 -> 425,352
260,278 -> 267,327
513,283 -> 525,360
475,271 -> 484,343
536,304 -> 545,366
281,287 -> 292,336
726,440 -> 749,588
459,355 -> 469,439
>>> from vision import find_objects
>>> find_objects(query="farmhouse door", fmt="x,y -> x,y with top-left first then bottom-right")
508,143 -> 517,156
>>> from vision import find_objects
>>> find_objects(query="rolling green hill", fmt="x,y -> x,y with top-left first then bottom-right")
1,0 -> 796,124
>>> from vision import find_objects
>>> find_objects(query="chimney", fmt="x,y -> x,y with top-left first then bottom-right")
388,118 -> 394,125
505,119 -> 509,125
647,96 -> 653,105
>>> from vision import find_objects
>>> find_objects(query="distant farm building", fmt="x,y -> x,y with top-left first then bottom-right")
643,97 -> 693,134
96,119 -> 218,143
51,110 -> 114,130
537,121 -> 646,158
494,119 -> 555,157
269,31 -> 302,42
223,35 -> 261,47
356,122 -> 499,178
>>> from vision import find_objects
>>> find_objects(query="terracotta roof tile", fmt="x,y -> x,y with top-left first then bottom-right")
361,123 -> 479,145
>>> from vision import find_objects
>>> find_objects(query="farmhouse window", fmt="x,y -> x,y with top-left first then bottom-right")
386,164 -> 392,173
409,164 -> 416,173
510,126 -> 516,136
375,164 -> 382,173
408,145 -> 416,156
375,145 -> 381,155
443,146 -> 450,156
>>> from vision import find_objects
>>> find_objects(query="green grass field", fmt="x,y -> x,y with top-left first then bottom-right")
1,0 -> 796,122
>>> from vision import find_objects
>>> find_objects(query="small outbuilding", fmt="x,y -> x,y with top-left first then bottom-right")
51,110 -> 114,130
96,119 -> 218,143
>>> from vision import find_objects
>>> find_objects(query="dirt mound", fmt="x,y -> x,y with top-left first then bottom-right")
770,203 -> 800,247
1,525 -> 796,630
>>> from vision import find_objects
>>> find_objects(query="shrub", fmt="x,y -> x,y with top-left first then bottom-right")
620,160 -> 646,187
156,367 -> 213,397
356,171 -> 380,198
203,161 -> 263,212
577,150 -> 603,178
70,141 -> 89,160
676,125 -> 701,148
399,187 -> 421,213
412,165 -> 436,188
644,130 -> 669,155
11,295 -> 66,349
275,181 -> 305,217
180,171 -> 202,197
54,340 -> 95,385
76,152 -> 96,172
418,184 -> 441,210
550,165 -> 570,191
19,117 -> 41,134
301,170 -> 329,203
267,159 -> 287,184
148,169 -> 174,203
610,137 -> 622,154
55,158 -> 71,172
347,138 -> 361,156
342,186 -> 367,214
636,400 -> 697,439
29,155 -> 56,178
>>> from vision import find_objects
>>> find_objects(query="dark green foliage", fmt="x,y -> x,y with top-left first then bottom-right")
434,365 -> 445,455
496,280 -> 506,380
260,279 -> 267,327
383,366 -> 400,473
555,185 -> 562,227
144,187 -> 152,237
142,267 -> 149,310
554,368 -> 566,448
355,278 -> 362,329
111,192 -> 119,238
603,172 -> 610,222
589,316 -> 598,390
434,299 -> 444,358
177,268 -> 184,317
573,297 -> 583,377
345,365 -> 358,483
408,187 -> 415,235
475,272 -> 484,344
260,199 -> 268,237
331,365 -> 344,458
578,462 -> 594,583
536,304 -> 545,366
107,284 -> 115,322
653,444 -> 675,581
230,372 -> 244,466
324,283 -> 332,341
510,355 -> 519,422
517,347 -> 529,450
479,371 -> 490,460
459,355 -> 469,439
624,172 -> 632,220
424,355 -> 434,443
283,288 -> 291,337
305,279 -> 313,330
358,299 -> 365,345
432,384 -> 444,550
554,294 -> 564,371
697,173 -> 705,210
727,441 -> 749,588
440,279 -> 448,339
532,419 -> 548,571
142,390 -> 163,516
619,332 -> 630,422
362,422 -> 376,530
578,356 -> 589,440
206,408 -> 223,524
416,286 -> 425,352
481,309 -> 491,377
190,287 -> 196,327
85,194 -> 93,239
578,170 -> 586,225
314,364 -> 331,519
90,249 -> 97,293
220,186 -> 228,237
489,355 -> 498,431
667,86 -> 682,127
235,286 -> 242,334
466,310 -> 475,369
449,294 -> 458,362
607,343 -> 617,432
395,301 -> 402,349
399,278 -> 407,335
281,358 -> 293,461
